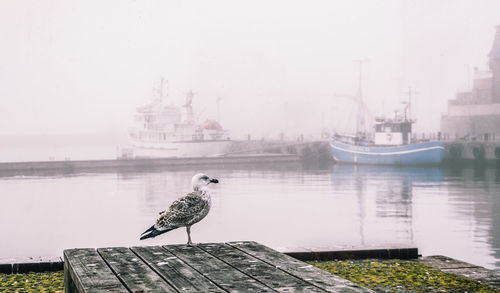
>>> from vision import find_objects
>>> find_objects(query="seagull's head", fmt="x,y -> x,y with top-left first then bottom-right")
192,173 -> 219,191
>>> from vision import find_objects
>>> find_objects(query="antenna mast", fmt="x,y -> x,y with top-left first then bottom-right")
159,76 -> 164,102
355,59 -> 368,134
402,87 -> 418,121
157,76 -> 169,103
216,96 -> 222,123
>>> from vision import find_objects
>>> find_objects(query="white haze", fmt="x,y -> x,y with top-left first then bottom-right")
1,0 -> 499,140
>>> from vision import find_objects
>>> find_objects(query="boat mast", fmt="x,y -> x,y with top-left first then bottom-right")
184,91 -> 195,123
355,59 -> 368,135
157,76 -> 168,104
216,96 -> 222,123
159,76 -> 164,103
334,59 -> 369,136
402,87 -> 418,122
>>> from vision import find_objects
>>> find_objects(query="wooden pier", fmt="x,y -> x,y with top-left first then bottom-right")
64,241 -> 372,292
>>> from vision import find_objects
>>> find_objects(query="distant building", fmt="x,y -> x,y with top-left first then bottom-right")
441,25 -> 500,140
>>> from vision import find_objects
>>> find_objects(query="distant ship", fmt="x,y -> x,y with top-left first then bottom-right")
330,66 -> 445,165
128,78 -> 232,158
330,115 -> 445,165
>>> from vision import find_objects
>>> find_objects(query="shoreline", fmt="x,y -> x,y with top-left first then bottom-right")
0,154 -> 301,176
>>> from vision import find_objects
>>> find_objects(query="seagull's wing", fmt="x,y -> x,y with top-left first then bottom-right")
140,191 -> 207,240
157,191 -> 208,228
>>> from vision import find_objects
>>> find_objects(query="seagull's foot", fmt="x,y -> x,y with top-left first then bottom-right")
187,242 -> 199,247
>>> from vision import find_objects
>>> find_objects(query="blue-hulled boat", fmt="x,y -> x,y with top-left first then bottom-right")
330,115 -> 445,166
330,140 -> 445,165
331,63 -> 445,165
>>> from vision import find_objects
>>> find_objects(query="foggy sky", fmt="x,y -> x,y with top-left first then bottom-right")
1,0 -> 499,139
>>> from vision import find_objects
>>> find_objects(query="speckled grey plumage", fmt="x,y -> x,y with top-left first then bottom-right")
140,173 -> 218,245
155,189 -> 211,230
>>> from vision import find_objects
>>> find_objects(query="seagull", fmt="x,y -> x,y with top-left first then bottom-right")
140,173 -> 219,245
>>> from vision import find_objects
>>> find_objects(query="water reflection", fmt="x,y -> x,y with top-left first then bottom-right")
0,163 -> 498,271
330,165 -> 444,247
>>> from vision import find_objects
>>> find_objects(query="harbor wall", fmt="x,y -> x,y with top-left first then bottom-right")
1,140 -> 498,175
443,141 -> 500,164
0,154 -> 300,176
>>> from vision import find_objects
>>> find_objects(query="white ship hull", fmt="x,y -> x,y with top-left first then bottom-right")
131,139 -> 233,158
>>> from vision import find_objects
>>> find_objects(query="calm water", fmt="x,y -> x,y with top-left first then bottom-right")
0,163 -> 499,271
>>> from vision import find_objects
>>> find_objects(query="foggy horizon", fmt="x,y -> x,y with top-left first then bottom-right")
1,0 -> 500,140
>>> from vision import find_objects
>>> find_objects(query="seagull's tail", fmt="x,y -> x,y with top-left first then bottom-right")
140,225 -> 177,240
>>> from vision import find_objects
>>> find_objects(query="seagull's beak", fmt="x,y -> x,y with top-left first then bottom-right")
209,178 -> 219,184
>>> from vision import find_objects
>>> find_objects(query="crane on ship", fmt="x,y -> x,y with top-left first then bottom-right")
334,59 -> 373,140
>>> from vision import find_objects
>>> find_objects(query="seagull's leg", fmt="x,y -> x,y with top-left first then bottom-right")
186,226 -> 193,246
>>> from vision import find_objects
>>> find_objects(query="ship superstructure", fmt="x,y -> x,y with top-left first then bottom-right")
129,78 -> 232,158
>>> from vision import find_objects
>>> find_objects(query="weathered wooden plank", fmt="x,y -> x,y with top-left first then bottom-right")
165,244 -> 276,292
228,242 -> 373,293
63,248 -> 128,293
97,247 -> 176,293
199,243 -> 324,292
131,245 -> 225,292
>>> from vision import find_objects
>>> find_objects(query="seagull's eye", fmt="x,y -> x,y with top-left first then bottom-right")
201,176 -> 209,181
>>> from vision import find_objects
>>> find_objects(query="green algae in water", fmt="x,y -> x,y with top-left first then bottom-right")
309,259 -> 498,293
0,271 -> 64,293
